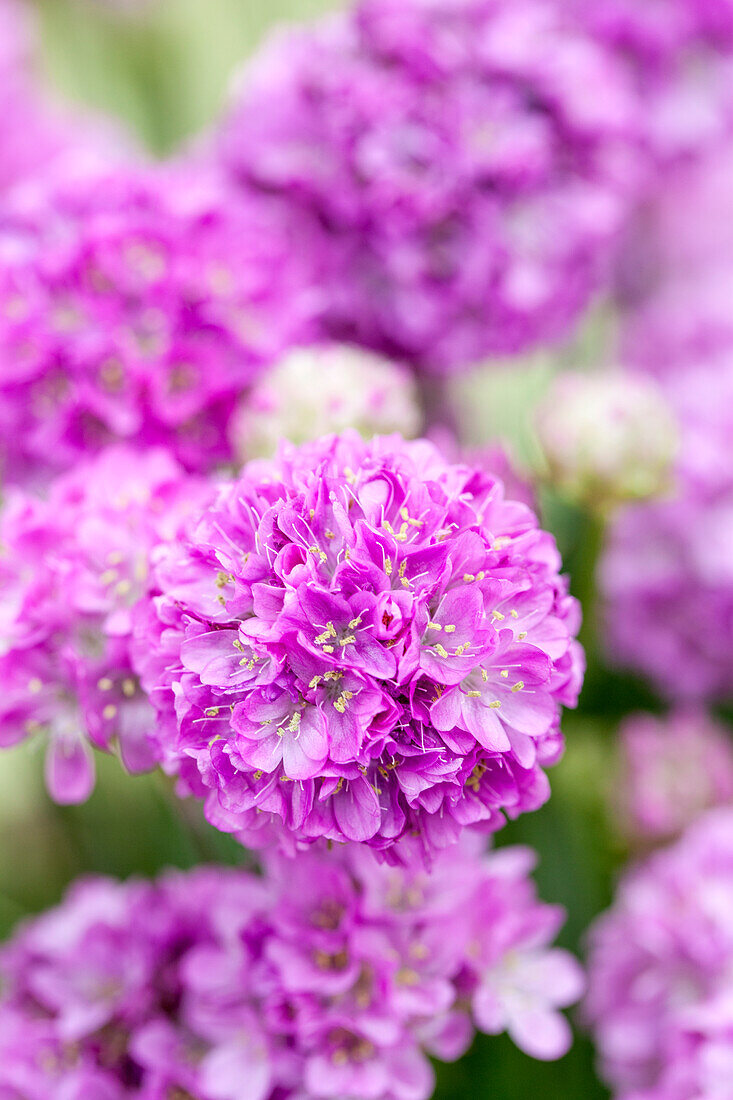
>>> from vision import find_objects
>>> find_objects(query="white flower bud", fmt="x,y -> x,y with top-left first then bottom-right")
230,344 -> 422,461
536,369 -> 677,508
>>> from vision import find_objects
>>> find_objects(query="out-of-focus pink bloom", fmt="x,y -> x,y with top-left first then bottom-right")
0,163 -> 323,485
0,445 -> 208,803
134,431 -> 583,862
218,0 -> 642,374
616,709 -> 733,843
602,365 -> 733,702
536,369 -> 677,510
586,808 -> 733,1098
230,344 -> 422,461
622,273 -> 733,375
0,838 -> 581,1097
571,0 -> 733,165
618,147 -> 733,362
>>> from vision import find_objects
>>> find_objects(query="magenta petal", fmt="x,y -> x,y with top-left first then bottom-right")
472,985 -> 505,1035
507,1007 -> 573,1061
333,776 -> 381,841
462,696 -> 512,752
431,688 -> 462,732
236,731 -> 284,775
45,733 -> 95,805
200,1036 -> 271,1100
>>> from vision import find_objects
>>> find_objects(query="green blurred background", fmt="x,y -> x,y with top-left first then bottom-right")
0,2 -> 666,1095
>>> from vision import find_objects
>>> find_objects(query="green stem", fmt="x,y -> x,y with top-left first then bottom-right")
572,508 -> 607,684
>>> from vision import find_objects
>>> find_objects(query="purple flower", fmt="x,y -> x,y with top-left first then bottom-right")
0,162 -> 323,485
585,808 -> 733,1099
134,431 -> 583,861
601,365 -> 733,702
617,147 -> 733,318
0,836 -> 581,1097
0,445 -> 208,803
571,0 -> 733,165
615,709 -> 733,843
218,0 -> 642,374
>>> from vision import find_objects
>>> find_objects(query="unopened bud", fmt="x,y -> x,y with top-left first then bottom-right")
536,369 -> 677,509
230,344 -> 422,461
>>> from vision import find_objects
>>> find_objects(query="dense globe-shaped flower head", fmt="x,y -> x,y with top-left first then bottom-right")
218,0 -> 641,374
0,838 -> 582,1098
585,808 -> 733,1099
615,709 -> 733,844
136,431 -> 583,862
0,162 -> 322,485
601,365 -> 733,702
0,445 -> 208,803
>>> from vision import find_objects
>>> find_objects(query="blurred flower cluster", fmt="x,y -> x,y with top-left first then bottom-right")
0,0 -> 731,1097
0,838 -> 582,1098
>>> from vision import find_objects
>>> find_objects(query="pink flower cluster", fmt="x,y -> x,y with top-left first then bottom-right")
0,445 -> 207,803
0,163 -> 322,485
219,0 -> 641,373
571,0 -> 733,164
0,838 -> 582,1099
136,431 -> 583,861
585,808 -> 733,1099
615,709 -> 733,843
618,147 -> 733,366
601,365 -> 733,702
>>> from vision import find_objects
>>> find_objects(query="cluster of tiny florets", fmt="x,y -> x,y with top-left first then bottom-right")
135,431 -> 583,862
601,365 -> 733,702
0,163 -> 322,485
0,445 -> 207,803
0,837 -> 582,1099
571,0 -> 733,164
614,708 -> 733,843
585,808 -> 733,1100
218,0 -> 642,373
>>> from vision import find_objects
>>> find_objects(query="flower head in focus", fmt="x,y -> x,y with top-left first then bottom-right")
535,369 -> 677,511
230,343 -> 423,462
0,445 -> 207,803
0,837 -> 582,1098
135,431 -> 583,862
